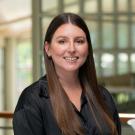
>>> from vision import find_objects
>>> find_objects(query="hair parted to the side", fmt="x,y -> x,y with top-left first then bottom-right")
44,12 -> 118,135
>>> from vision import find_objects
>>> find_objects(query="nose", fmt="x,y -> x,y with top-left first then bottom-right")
68,42 -> 76,53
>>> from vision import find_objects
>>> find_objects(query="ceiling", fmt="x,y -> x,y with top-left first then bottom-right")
0,0 -> 31,37
0,0 -> 135,37
0,0 -> 31,22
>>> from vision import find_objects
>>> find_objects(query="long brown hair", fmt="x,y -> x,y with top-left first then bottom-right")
44,13 -> 117,135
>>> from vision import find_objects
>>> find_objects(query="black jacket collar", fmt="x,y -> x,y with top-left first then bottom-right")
39,75 -> 49,98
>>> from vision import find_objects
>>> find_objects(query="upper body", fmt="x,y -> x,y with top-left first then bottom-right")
13,75 -> 121,135
13,12 -> 121,135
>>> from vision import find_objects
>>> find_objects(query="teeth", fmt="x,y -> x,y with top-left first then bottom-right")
64,57 -> 78,61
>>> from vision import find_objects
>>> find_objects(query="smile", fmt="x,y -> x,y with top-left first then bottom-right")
63,57 -> 79,62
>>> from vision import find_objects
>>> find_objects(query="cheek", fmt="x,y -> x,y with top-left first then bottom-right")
50,46 -> 66,58
80,46 -> 89,57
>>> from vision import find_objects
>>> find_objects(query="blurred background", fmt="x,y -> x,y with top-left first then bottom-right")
0,0 -> 135,135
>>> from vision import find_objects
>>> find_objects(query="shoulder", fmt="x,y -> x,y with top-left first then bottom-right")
98,85 -> 121,134
14,75 -> 49,112
98,85 -> 114,103
98,85 -> 117,114
13,76 -> 49,135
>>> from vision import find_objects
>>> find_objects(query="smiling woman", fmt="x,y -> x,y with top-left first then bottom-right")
13,13 -> 121,135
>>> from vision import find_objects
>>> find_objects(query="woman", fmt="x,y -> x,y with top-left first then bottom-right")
13,13 -> 121,135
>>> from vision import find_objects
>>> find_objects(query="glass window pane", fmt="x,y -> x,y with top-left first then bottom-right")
93,53 -> 100,76
130,53 -> 135,72
16,39 -> 32,95
86,21 -> 98,49
101,53 -> 114,76
118,0 -> 128,12
131,23 -> 135,48
118,23 -> 128,49
131,0 -> 135,12
64,0 -> 79,13
118,53 -> 128,74
42,0 -> 58,13
42,17 -> 54,39
133,16 -> 135,21
102,0 -> 113,13
84,0 -> 98,13
42,17 -> 54,73
102,23 -> 114,49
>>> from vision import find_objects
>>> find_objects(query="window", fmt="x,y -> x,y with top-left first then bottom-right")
130,53 -> 135,72
42,0 -> 58,13
102,0 -> 113,13
118,53 -> 128,74
131,24 -> 135,48
86,21 -> 98,49
118,23 -> 128,49
16,39 -> 32,96
101,53 -> 114,76
84,0 -> 98,13
102,23 -> 114,49
118,0 -> 128,12
64,0 -> 79,13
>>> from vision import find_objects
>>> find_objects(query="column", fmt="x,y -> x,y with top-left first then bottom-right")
4,37 -> 16,135
32,0 -> 43,82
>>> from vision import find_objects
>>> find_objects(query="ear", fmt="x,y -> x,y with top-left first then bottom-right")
44,41 -> 51,57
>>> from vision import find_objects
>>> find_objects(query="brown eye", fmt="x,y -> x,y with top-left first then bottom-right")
58,40 -> 65,44
76,39 -> 85,44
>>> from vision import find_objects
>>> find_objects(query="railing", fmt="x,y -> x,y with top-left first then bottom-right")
0,112 -> 135,129
119,113 -> 135,123
0,112 -> 13,130
1,112 -> 135,122
0,112 -> 13,119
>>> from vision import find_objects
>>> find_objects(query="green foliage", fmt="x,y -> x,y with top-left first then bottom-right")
16,40 -> 32,89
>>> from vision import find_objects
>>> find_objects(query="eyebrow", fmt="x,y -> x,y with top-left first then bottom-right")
56,36 -> 86,39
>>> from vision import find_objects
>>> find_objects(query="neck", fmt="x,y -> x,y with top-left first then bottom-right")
56,70 -> 80,91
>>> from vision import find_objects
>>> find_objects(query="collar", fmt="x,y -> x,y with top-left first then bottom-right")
39,75 -> 49,98
72,92 -> 88,113
81,92 -> 88,108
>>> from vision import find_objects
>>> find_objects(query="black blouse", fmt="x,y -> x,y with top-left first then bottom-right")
13,76 -> 121,135
73,92 -> 121,135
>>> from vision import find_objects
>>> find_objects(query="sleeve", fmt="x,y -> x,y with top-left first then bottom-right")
101,86 -> 121,135
13,88 -> 45,135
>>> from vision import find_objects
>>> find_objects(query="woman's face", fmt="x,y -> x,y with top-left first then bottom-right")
45,23 -> 88,74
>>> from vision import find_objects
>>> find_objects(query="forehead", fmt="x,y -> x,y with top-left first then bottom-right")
53,23 -> 86,38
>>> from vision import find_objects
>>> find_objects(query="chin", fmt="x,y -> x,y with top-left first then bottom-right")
63,67 -> 80,72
